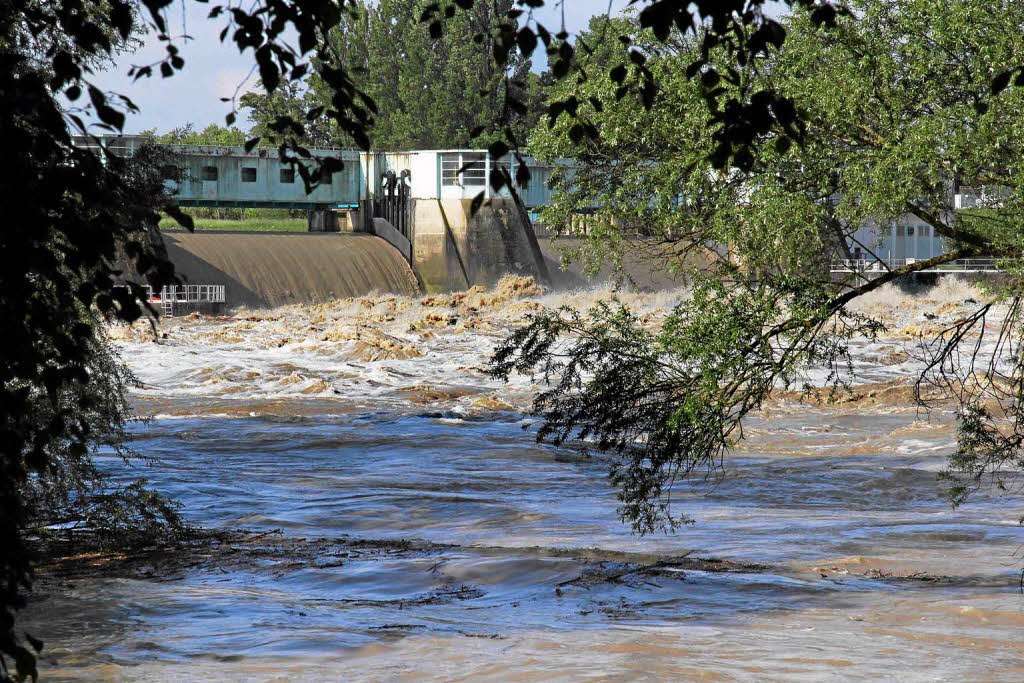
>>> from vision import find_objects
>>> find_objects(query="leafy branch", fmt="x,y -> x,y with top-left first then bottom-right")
490,272 -> 883,533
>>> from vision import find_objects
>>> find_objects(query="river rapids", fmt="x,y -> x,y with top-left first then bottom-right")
24,276 -> 1024,680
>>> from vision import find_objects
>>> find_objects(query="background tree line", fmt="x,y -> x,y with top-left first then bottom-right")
241,0 -> 549,150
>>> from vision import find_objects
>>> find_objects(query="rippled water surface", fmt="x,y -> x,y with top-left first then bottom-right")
25,281 -> 1024,680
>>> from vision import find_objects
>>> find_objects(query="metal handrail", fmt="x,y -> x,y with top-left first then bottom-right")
145,285 -> 226,303
830,258 -> 1000,273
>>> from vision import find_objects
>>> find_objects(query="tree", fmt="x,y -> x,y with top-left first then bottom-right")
241,81 -> 334,147
377,0 -> 536,149
146,122 -> 248,146
21,330 -> 185,551
242,0 -> 542,150
0,48 -> 184,681
491,0 -> 1024,533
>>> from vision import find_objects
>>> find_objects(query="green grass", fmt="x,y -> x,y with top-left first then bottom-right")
159,216 -> 309,232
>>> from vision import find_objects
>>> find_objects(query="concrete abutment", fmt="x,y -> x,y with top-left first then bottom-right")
325,197 -> 550,294
411,198 -> 547,293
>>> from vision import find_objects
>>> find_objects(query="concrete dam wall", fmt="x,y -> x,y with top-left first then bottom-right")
162,231 -> 419,308
157,202 -> 678,312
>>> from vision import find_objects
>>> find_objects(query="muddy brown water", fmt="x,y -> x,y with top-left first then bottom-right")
25,281 -> 1024,680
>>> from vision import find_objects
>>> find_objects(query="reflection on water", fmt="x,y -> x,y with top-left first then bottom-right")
25,411 -> 1024,680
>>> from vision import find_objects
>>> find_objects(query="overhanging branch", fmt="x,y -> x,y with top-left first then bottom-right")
830,247 -> 977,312
907,201 -> 990,251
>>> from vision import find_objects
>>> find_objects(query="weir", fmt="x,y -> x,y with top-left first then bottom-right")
162,231 -> 419,308
78,136 -> 567,301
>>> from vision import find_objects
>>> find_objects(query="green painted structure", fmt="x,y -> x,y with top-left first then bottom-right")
72,136 -> 565,212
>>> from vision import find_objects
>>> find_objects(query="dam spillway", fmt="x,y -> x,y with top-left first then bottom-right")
162,231 -> 420,308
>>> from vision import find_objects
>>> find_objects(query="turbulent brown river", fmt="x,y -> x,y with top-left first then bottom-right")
26,277 -> 1024,680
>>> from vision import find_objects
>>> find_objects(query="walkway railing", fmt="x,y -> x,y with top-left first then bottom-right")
830,258 -> 1001,274
145,285 -> 226,316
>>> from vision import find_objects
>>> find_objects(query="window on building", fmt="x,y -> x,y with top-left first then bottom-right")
461,153 -> 486,185
159,165 -> 180,181
440,152 -> 486,186
440,153 -> 460,186
896,225 -> 904,236
201,166 -> 218,181
241,167 -> 257,182
320,166 -> 333,184
907,226 -> 915,236
280,168 -> 295,183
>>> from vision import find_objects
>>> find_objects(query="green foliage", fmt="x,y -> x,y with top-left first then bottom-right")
491,275 -> 880,533
241,0 -> 544,150
420,0 -> 851,200
144,123 -> 248,147
21,335 -> 184,548
499,0 -> 1024,530
942,404 -> 1022,509
2,3 -> 190,676
241,81 -> 333,147
0,93 -> 171,677
532,1 -> 1024,278
918,295 -> 1024,509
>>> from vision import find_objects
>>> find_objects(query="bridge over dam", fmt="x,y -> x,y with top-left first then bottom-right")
78,136 -> 986,309
78,136 -> 584,306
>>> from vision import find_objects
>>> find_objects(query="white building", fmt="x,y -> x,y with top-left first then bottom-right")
847,216 -> 947,262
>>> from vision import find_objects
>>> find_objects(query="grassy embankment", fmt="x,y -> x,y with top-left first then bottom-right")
159,208 -> 307,232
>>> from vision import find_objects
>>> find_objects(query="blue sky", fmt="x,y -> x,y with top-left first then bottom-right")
89,1 -> 632,134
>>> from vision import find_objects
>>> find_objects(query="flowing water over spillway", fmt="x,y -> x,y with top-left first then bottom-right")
162,232 -> 420,308
27,278 -> 1024,680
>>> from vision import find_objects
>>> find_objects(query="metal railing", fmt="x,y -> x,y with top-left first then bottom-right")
145,285 -> 226,316
830,258 -> 1001,273
146,284 -> 226,303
